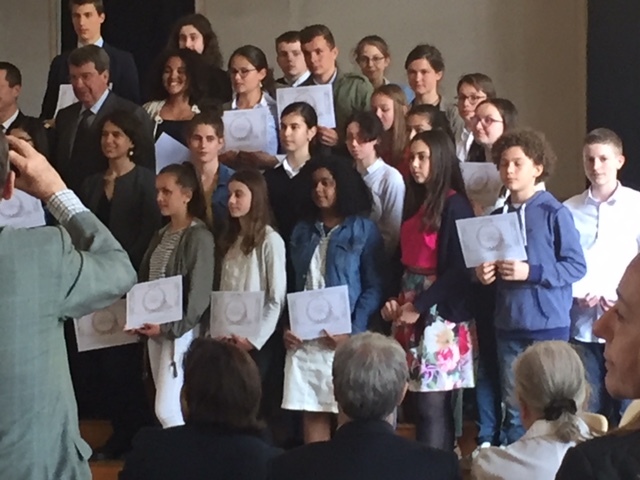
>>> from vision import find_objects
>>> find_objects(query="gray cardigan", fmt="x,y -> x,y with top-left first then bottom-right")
139,219 -> 215,339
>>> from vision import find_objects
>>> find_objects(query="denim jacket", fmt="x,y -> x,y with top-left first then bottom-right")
289,216 -> 386,334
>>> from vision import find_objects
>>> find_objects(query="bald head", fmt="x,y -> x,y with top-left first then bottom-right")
593,253 -> 640,400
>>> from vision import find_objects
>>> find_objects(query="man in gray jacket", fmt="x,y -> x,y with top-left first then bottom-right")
0,133 -> 137,479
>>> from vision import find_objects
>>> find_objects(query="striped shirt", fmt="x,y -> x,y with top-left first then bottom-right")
148,229 -> 185,281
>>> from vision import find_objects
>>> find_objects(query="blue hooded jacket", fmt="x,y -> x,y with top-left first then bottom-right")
492,191 -> 587,339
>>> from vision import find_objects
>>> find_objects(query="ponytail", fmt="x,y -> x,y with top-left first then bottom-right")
159,162 -> 208,225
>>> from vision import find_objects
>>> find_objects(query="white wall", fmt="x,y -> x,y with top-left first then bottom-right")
0,0 -> 58,117
200,0 -> 587,198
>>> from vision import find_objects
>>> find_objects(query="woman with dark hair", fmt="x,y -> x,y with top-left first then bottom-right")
119,338 -> 281,480
144,48 -> 208,145
77,109 -> 162,460
166,13 -> 232,105
217,169 -> 286,380
381,130 -> 475,451
136,162 -> 215,429
468,98 -> 518,163
222,45 -> 279,170
282,156 -> 386,444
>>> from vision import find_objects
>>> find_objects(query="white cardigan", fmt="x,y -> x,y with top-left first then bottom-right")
218,226 -> 286,349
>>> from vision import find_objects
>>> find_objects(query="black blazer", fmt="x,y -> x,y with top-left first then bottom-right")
40,42 -> 140,120
8,111 -> 50,158
119,423 -> 282,480
268,420 -> 462,480
80,165 -> 161,271
555,430 -> 640,480
52,91 -> 154,193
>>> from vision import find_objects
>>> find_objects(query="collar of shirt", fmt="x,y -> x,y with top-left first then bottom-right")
231,91 -> 273,110
313,69 -> 338,85
585,181 -> 622,206
1,109 -> 19,132
80,88 -> 110,116
78,36 -> 104,48
281,157 -> 304,178
286,70 -> 311,87
358,157 -> 385,177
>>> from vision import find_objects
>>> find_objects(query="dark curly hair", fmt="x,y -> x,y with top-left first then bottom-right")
404,130 -> 468,231
491,128 -> 556,182
167,13 -> 223,69
299,156 -> 372,220
98,109 -> 154,167
148,48 -> 208,105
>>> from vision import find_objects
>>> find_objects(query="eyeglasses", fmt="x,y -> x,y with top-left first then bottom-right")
456,94 -> 487,105
229,68 -> 257,78
471,116 -> 503,127
356,55 -> 386,66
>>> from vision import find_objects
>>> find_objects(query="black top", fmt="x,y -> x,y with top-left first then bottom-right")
206,65 -> 233,106
95,191 -> 111,226
268,419 -> 461,480
119,423 -> 282,480
263,163 -> 309,245
555,429 -> 640,480
156,119 -> 188,146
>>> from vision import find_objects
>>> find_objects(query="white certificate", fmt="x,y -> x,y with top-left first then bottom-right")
125,275 -> 183,329
222,109 -> 270,152
209,291 -> 264,344
0,189 -> 46,228
287,285 -> 352,341
456,213 -> 528,268
460,162 -> 503,209
276,85 -> 336,128
155,132 -> 191,174
74,300 -> 138,352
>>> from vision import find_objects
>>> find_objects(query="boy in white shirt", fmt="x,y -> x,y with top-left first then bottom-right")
564,128 -> 640,425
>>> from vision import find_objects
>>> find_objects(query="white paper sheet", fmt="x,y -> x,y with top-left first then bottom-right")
209,291 -> 265,344
0,189 -> 46,228
276,85 -> 336,128
222,109 -> 270,152
55,85 -> 79,117
126,275 -> 183,329
74,300 -> 138,352
460,162 -> 503,209
155,132 -> 191,174
287,285 -> 352,341
456,213 -> 528,268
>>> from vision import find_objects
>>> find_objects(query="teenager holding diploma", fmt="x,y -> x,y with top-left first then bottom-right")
282,156 -> 386,443
217,169 -> 287,380
136,162 -> 215,428
381,130 -> 475,451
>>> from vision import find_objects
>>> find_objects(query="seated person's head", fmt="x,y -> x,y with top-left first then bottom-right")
68,45 -> 110,108
514,341 -> 588,442
594,254 -> 640,403
180,337 -> 262,431
332,332 -> 408,422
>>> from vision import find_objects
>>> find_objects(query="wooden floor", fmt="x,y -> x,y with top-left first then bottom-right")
85,420 -> 477,480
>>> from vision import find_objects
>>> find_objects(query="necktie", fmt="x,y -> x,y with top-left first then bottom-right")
70,109 -> 94,159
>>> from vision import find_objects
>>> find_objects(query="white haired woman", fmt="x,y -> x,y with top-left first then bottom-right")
472,341 -> 592,479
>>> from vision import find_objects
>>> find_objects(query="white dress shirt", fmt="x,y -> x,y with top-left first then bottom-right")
472,419 -> 591,480
77,36 -> 104,48
564,183 -> 640,342
284,70 -> 311,87
1,109 -> 19,133
455,127 -> 474,162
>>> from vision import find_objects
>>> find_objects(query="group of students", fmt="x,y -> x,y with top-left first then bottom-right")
2,0 -> 640,474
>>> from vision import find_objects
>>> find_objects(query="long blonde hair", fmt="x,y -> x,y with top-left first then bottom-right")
514,341 -> 589,443
372,84 -> 407,167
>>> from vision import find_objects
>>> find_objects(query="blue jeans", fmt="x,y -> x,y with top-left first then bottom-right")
572,340 -> 632,426
475,354 -> 502,445
496,336 -> 534,444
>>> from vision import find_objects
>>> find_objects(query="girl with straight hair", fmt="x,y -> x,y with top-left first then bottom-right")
371,84 -> 408,169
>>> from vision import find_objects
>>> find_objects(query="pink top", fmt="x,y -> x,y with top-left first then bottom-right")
400,206 -> 439,269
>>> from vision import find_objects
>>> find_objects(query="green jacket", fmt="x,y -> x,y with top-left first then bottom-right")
139,219 -> 215,340
0,211 -> 137,479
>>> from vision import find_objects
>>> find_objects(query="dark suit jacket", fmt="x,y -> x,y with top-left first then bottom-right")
80,165 -> 161,271
119,423 -> 282,480
8,111 -> 50,158
52,91 -> 154,193
268,419 -> 462,480
555,430 -> 640,480
41,42 -> 140,120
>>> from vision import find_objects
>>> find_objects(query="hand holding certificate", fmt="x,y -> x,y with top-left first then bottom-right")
287,285 -> 352,341
456,213 -> 527,268
210,291 -> 264,346
126,276 -> 183,329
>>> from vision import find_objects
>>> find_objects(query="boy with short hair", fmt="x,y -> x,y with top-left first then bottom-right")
275,31 -> 310,87
475,129 -> 587,444
564,128 -> 640,424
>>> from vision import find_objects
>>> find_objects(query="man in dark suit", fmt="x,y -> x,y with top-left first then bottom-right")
40,0 -> 140,120
52,44 -> 153,194
268,332 -> 462,480
0,134 -> 137,479
0,62 -> 49,157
